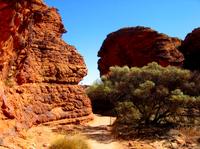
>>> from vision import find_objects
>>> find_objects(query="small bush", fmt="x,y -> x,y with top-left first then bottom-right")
87,62 -> 200,127
49,134 -> 91,149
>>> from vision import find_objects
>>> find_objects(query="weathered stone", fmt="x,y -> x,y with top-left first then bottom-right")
98,26 -> 184,76
0,0 -> 92,126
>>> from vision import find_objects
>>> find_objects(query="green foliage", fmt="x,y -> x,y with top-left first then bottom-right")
115,101 -> 141,125
49,134 -> 91,149
181,71 -> 200,96
86,80 -> 114,112
86,80 -> 112,102
87,62 -> 200,126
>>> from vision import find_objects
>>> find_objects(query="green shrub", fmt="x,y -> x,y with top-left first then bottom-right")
86,80 -> 115,113
87,62 -> 200,126
49,134 -> 91,149
182,71 -> 200,96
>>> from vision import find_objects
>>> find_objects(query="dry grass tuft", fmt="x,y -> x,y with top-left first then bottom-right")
178,126 -> 200,145
49,134 -> 91,149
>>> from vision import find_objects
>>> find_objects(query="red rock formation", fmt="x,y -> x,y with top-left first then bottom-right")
180,27 -> 200,70
98,27 -> 184,76
0,0 -> 92,126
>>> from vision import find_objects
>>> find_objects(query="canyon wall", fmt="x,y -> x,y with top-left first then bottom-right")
0,0 -> 92,126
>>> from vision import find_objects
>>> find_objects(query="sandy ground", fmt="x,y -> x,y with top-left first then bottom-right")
0,114 -> 124,149
0,114 -> 199,149
83,115 -> 123,149
25,114 -> 124,149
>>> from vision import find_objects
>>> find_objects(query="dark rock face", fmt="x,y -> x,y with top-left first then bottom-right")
180,28 -> 200,70
0,0 -> 92,126
98,26 -> 184,76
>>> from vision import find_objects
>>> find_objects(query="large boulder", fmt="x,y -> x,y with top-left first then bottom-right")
180,27 -> 200,70
98,26 -> 184,76
0,0 -> 92,126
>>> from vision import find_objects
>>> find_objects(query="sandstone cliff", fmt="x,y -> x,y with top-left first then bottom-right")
98,26 -> 184,76
180,27 -> 200,70
0,0 -> 92,126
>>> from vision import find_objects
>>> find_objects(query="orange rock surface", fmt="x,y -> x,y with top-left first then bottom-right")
98,26 -> 184,76
0,0 -> 92,127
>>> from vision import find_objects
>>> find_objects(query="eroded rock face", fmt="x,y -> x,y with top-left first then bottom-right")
0,0 -> 92,126
180,27 -> 200,70
98,26 -> 184,76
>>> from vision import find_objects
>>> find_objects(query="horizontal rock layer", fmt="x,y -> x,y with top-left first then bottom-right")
3,84 -> 92,126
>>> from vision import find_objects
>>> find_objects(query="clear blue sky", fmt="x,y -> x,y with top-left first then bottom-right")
45,0 -> 200,84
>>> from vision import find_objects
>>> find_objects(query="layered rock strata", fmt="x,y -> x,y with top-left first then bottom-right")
98,26 -> 184,76
0,0 -> 92,126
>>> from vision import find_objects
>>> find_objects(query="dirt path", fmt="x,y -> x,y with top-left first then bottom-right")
10,114 -> 125,149
82,115 -> 123,149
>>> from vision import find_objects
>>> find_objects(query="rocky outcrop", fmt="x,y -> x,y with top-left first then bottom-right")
0,0 -> 92,126
98,26 -> 184,76
180,27 -> 200,70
